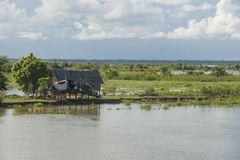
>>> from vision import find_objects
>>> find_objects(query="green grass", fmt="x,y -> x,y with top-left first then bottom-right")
165,97 -> 240,106
104,80 -> 240,89
2,96 -> 56,103
102,80 -> 240,98
4,79 -> 240,106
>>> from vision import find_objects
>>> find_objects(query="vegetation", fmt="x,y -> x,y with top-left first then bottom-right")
11,53 -> 49,96
0,56 -> 8,91
37,77 -> 51,99
165,97 -> 240,107
0,56 -> 8,102
2,54 -> 240,106
140,104 -> 152,111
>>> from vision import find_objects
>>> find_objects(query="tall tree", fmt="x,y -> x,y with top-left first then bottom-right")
11,53 -> 49,95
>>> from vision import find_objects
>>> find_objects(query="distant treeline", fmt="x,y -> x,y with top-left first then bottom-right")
8,58 -> 240,65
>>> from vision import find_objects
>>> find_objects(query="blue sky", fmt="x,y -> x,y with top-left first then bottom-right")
0,0 -> 240,60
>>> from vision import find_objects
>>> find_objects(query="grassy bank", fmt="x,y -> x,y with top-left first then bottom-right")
2,80 -> 240,107
2,95 -> 56,103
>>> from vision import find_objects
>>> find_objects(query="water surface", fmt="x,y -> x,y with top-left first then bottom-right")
0,104 -> 240,160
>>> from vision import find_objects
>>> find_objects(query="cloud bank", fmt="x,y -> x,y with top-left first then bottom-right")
0,0 -> 239,40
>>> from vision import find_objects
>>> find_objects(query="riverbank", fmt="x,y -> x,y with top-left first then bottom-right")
1,96 -> 240,108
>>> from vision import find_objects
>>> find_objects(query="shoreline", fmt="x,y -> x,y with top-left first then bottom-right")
0,96 -> 211,108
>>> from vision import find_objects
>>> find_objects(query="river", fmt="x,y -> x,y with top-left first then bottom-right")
0,104 -> 240,160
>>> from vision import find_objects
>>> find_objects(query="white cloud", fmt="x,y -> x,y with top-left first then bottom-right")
72,20 -> 152,40
159,0 -> 240,39
104,0 -> 132,19
182,2 -> 213,12
0,0 -> 239,41
0,0 -> 28,36
146,0 -> 190,5
17,32 -> 47,40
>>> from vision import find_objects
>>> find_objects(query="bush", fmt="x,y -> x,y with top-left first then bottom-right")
143,87 -> 158,96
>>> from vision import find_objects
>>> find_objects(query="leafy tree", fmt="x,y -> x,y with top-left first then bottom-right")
0,56 -> 8,71
11,53 -> 49,95
0,56 -> 8,91
0,73 -> 7,91
38,77 -> 51,99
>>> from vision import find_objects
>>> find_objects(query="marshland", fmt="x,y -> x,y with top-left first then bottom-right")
1,55 -> 240,160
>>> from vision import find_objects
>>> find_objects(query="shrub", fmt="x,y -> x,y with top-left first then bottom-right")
143,87 -> 158,96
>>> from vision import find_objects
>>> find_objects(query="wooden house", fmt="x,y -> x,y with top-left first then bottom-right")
52,69 -> 103,98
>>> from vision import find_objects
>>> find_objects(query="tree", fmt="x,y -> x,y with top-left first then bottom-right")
38,77 -> 51,99
0,56 -> 8,71
11,53 -> 49,96
0,73 -> 7,91
0,56 -> 8,91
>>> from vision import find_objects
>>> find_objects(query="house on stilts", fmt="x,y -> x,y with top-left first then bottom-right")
51,69 -> 103,99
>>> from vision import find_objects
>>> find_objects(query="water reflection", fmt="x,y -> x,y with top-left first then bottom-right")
0,108 -> 6,118
14,105 -> 100,120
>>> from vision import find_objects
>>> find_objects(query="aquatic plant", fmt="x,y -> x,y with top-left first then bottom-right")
33,103 -> 44,107
124,100 -> 132,106
140,104 -> 152,111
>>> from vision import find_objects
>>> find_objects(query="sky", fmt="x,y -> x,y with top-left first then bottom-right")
0,0 -> 240,60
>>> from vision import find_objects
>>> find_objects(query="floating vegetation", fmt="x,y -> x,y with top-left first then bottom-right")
14,105 -> 100,115
162,106 -> 170,110
116,107 -> 120,110
140,104 -> 152,111
33,103 -> 44,107
124,100 -> 132,106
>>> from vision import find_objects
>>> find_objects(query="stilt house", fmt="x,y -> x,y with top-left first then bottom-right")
52,69 -> 103,98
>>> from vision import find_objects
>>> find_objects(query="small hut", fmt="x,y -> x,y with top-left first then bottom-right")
52,69 -> 103,99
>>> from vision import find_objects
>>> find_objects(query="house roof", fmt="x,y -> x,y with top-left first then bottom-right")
52,69 -> 103,90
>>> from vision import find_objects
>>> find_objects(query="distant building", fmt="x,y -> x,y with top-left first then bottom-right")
52,69 -> 103,98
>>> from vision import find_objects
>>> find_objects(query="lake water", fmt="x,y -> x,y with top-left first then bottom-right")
0,104 -> 240,160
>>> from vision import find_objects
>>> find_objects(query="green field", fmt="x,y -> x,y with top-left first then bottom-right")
102,80 -> 240,97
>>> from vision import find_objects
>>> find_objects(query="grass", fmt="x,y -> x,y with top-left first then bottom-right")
102,80 -> 240,98
165,97 -> 240,107
123,100 -> 132,106
2,95 -> 56,103
3,79 -> 240,107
